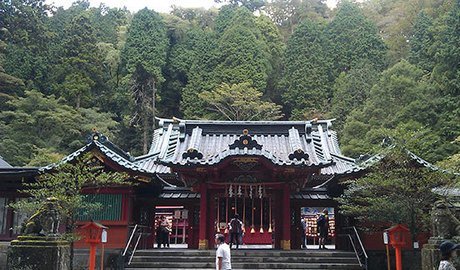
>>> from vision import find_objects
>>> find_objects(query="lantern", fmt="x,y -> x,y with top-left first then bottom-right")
385,224 -> 410,270
81,221 -> 108,270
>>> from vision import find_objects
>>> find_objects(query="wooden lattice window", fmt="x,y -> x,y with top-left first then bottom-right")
78,194 -> 122,221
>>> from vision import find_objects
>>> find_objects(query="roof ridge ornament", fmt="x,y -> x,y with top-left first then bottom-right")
182,127 -> 204,159
229,129 -> 263,150
87,130 -> 107,144
288,127 -> 309,161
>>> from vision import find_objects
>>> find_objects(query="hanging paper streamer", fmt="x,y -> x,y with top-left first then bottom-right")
237,185 -> 242,197
229,184 -> 233,198
234,192 -> 237,214
225,190 -> 229,234
250,185 -> 255,233
268,198 -> 273,233
216,197 -> 220,232
260,196 -> 264,233
242,187 -> 246,233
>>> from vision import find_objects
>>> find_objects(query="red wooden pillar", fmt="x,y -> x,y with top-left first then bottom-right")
89,243 -> 97,270
198,183 -> 209,249
281,183 -> 291,250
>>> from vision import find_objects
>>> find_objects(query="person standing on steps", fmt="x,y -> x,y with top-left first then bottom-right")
228,213 -> 243,249
158,215 -> 171,248
215,233 -> 232,270
317,209 -> 329,249
301,216 -> 308,249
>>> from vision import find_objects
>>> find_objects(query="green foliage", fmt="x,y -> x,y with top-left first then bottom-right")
338,147 -> 454,236
431,0 -> 460,96
265,0 -> 329,40
214,0 -> 266,12
214,7 -> 270,92
179,28 -> 219,118
340,60 -> 457,161
199,82 -> 283,120
281,19 -> 331,119
0,90 -> 118,166
329,63 -> 379,130
122,8 -> 168,153
325,1 -> 387,75
0,0 -> 52,92
408,11 -> 435,72
255,15 -> 285,103
123,8 -> 168,79
0,0 -> 457,173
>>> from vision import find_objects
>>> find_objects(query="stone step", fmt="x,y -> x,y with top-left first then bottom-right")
124,249 -> 363,270
133,249 -> 356,257
126,262 -> 362,269
131,255 -> 358,263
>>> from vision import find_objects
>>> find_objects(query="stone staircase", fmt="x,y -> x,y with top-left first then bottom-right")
125,249 -> 363,270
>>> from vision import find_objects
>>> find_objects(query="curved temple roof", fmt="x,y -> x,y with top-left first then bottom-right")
134,118 -> 359,176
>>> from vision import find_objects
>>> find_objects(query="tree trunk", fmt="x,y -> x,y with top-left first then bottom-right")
143,114 -> 148,154
151,78 -> 156,130
76,94 -> 81,109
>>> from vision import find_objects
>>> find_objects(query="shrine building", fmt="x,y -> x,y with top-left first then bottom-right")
0,118 -> 364,250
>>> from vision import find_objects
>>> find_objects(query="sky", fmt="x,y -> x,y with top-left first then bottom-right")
45,0 -> 338,13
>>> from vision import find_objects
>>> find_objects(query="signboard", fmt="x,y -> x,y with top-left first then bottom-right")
101,229 -> 107,243
174,210 -> 181,219
383,231 -> 389,245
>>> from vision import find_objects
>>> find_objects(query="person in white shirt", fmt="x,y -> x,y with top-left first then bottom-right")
215,233 -> 232,270
439,240 -> 460,270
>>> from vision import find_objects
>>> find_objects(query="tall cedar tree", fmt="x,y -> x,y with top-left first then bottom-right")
56,14 -> 103,109
179,28 -> 219,119
122,8 -> 168,153
281,19 -> 331,120
214,7 -> 270,92
255,15 -> 285,104
325,1 -> 387,76
408,11 -> 435,72
0,0 -> 51,93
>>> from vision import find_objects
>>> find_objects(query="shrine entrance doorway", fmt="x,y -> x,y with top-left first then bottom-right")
211,184 -> 283,249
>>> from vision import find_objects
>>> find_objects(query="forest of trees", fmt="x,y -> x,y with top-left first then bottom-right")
0,0 -> 458,170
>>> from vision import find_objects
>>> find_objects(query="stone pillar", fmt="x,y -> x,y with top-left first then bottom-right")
198,183 -> 209,249
281,184 -> 291,250
7,236 -> 70,270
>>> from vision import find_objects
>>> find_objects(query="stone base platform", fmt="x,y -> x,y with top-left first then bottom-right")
7,236 -> 70,270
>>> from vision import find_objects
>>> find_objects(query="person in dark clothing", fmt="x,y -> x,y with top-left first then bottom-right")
228,214 -> 243,249
317,209 -> 329,249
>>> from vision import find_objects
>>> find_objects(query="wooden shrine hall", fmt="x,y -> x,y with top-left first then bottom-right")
0,118 -> 362,250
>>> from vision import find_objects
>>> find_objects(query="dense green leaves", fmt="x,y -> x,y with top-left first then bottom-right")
0,0 -> 458,171
339,148 -> 454,236
199,82 -> 283,120
281,19 -> 331,119
325,1 -> 387,75
0,90 -> 118,166
122,8 -> 168,153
